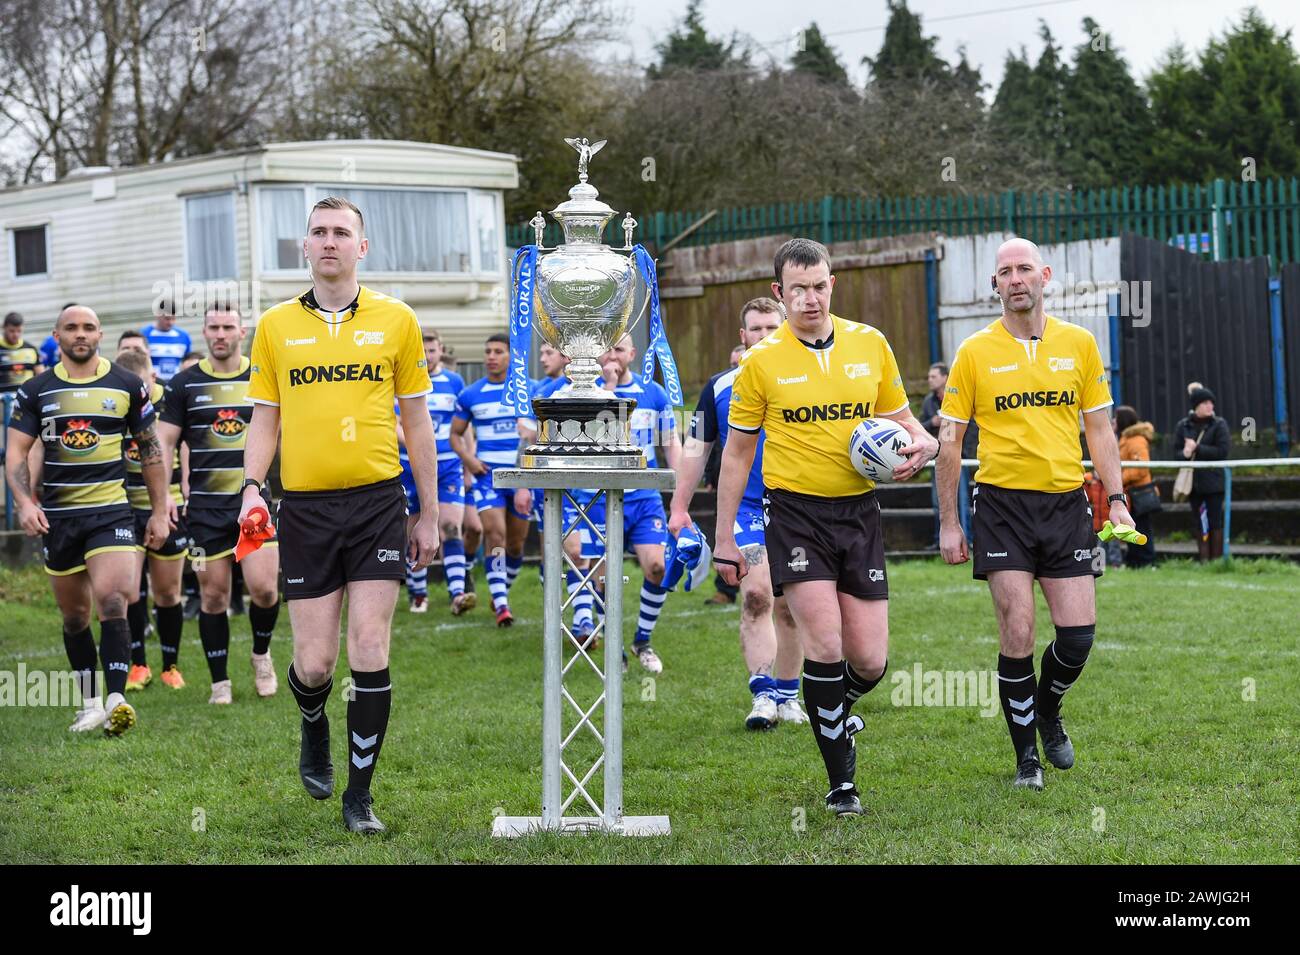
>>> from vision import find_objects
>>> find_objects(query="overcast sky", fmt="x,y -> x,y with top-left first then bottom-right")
610,0 -> 1300,92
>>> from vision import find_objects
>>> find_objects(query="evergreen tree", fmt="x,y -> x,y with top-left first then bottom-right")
649,0 -> 748,78
1199,8 -> 1300,180
1144,42 -> 1214,184
791,22 -> 849,86
863,0 -> 949,85
1029,22 -> 1069,155
1144,9 -> 1300,184
1061,18 -> 1153,186
991,31 -> 1068,181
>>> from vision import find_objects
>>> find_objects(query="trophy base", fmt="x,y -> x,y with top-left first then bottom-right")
520,447 -> 646,470
521,395 -> 646,470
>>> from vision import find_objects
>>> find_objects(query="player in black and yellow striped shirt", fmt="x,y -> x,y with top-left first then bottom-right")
5,306 -> 173,737
242,196 -> 440,834
1,312 -> 43,393
158,305 -> 282,705
936,237 -> 1133,791
114,346 -> 187,694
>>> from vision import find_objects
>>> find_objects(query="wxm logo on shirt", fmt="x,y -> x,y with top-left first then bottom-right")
843,362 -> 871,379
354,330 -> 385,346
1048,357 -> 1075,371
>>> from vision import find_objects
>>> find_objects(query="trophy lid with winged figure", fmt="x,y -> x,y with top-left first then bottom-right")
564,137 -> 606,183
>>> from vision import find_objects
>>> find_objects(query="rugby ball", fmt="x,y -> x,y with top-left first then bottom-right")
849,418 -> 911,483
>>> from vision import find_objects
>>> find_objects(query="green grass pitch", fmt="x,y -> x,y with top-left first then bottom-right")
1,558 -> 1296,863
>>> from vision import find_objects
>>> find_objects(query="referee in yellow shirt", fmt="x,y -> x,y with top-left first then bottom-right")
937,237 -> 1132,791
240,196 -> 440,834
716,238 -> 938,816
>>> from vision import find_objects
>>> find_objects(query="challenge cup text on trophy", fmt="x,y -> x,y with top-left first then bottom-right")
511,137 -> 654,470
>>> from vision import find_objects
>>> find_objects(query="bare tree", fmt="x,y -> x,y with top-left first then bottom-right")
0,0 -> 286,183
279,0 -> 629,219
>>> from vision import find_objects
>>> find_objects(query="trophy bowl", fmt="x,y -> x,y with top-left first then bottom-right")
516,137 -> 653,469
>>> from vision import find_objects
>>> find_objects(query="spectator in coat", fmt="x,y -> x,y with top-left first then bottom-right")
1115,405 -> 1158,567
1172,387 -> 1231,561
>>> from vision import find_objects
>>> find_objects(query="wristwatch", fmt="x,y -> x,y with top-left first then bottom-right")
1107,493 -> 1126,506
242,478 -> 264,494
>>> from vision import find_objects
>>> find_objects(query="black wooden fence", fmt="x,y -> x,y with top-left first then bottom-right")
1120,235 -> 1278,449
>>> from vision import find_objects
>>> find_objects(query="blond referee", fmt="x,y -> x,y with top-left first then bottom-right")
241,196 -> 440,833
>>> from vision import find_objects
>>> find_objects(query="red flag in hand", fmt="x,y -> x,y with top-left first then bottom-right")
235,506 -> 276,562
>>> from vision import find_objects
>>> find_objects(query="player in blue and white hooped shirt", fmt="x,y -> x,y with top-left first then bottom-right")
668,298 -> 808,730
450,333 -> 532,626
397,328 -> 475,616
582,334 -> 681,674
521,343 -> 597,644
141,300 -> 193,382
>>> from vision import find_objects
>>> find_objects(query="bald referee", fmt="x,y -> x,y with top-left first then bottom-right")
937,237 -> 1131,790
241,196 -> 440,833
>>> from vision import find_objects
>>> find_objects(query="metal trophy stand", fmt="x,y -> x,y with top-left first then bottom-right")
491,468 -> 673,837
490,136 -> 676,836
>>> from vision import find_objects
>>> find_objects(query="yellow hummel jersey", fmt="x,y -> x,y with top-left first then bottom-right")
940,315 -> 1112,492
729,314 -> 909,497
248,285 -> 431,492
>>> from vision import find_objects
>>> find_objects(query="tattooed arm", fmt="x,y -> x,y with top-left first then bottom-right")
5,427 -> 48,535
135,422 -> 174,547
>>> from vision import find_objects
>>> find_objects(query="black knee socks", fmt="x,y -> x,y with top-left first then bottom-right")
346,668 -> 392,796
64,626 -> 98,701
1039,625 -> 1094,721
127,600 -> 148,666
249,600 -> 279,656
198,611 -> 230,682
99,619 -> 131,697
802,659 -> 853,788
155,603 -> 183,670
997,653 -> 1038,760
844,659 -> 888,710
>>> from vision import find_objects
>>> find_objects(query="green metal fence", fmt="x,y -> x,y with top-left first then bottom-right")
507,177 -> 1300,270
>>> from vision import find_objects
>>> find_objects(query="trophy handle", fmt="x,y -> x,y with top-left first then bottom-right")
623,254 -> 653,341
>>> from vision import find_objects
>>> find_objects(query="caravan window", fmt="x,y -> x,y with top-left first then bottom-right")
185,192 -> 237,281
473,192 -> 501,274
259,187 -> 307,271
314,187 -> 490,275
11,225 -> 49,279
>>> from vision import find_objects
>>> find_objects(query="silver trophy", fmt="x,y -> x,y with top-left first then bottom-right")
518,137 -> 652,469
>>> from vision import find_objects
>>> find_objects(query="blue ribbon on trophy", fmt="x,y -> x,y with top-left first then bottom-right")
633,246 -> 682,407
507,244 -> 538,418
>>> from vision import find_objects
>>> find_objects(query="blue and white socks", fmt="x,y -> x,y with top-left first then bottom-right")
442,538 -> 467,598
749,673 -> 778,701
633,580 -> 668,646
487,553 -> 510,612
567,570 -> 595,632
